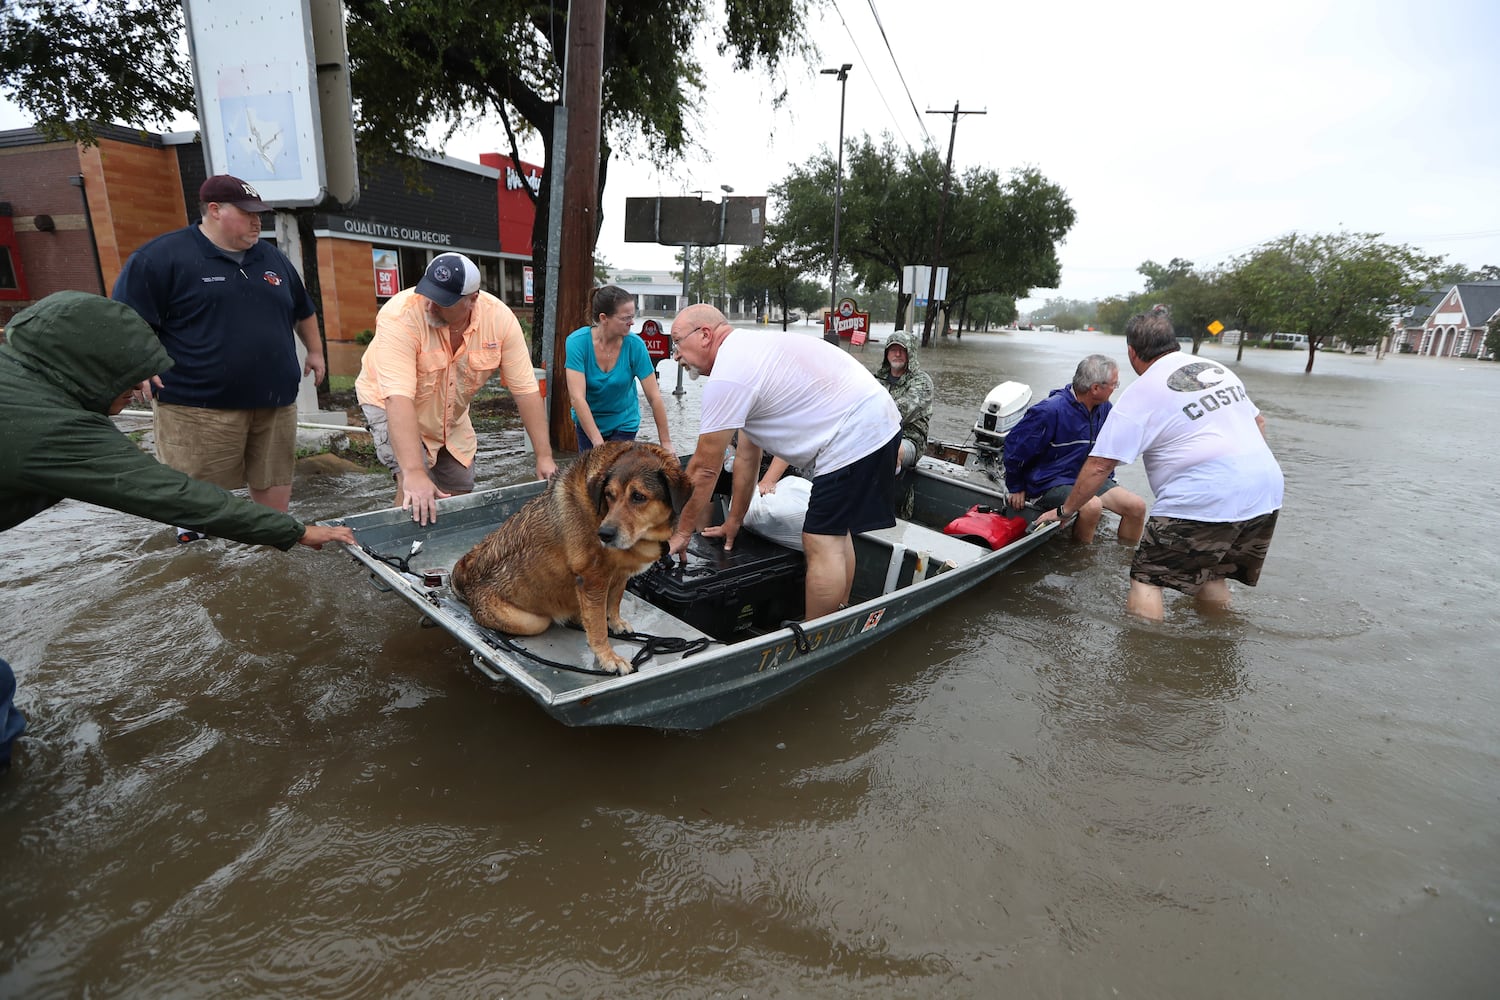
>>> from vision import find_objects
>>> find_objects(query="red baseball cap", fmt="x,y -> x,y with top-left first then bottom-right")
199,174 -> 271,212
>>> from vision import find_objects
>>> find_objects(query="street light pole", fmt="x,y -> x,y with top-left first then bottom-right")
821,62 -> 852,344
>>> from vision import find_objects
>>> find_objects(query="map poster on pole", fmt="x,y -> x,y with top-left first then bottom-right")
183,0 -> 327,206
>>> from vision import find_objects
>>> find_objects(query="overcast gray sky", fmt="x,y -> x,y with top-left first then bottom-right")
574,0 -> 1500,313
5,0 -> 1496,315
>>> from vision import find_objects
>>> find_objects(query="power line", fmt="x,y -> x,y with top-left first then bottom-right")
824,0 -> 919,152
858,0 -> 935,150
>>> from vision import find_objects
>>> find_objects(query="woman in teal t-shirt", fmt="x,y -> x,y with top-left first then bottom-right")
565,285 -> 674,453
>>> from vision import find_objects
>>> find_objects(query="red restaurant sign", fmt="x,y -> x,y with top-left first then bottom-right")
824,297 -> 871,344
479,153 -> 544,257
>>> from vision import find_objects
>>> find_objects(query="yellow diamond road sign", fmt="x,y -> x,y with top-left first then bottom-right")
1207,320 -> 1224,335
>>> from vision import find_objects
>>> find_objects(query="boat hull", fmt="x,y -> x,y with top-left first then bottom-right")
328,454 -> 1060,730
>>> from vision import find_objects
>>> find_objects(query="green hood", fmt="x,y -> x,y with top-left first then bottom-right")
877,329 -> 924,380
0,291 -> 173,413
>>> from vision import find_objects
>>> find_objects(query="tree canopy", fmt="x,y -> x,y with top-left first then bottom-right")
773,133 -> 1075,345
0,0 -> 190,144
3,1 -> 813,164
1,0 -> 817,339
1138,257 -> 1195,293
1229,232 -> 1440,371
731,230 -> 815,330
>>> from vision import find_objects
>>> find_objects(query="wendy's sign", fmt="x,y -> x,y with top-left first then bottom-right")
824,297 -> 870,345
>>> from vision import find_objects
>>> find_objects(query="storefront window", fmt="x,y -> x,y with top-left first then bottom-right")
502,260 -> 525,305
0,237 -> 27,301
399,247 -> 429,292
479,255 -> 501,295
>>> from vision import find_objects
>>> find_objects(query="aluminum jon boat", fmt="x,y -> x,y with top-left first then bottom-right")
327,391 -> 1057,730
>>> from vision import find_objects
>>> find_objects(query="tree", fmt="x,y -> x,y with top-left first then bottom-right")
1487,313 -> 1500,362
774,133 -> 1075,346
1227,232 -> 1441,372
1161,271 -> 1232,355
0,1 -> 191,144
1095,296 -> 1141,335
851,283 -> 897,323
2,0 -> 817,359
730,229 -> 811,330
1035,296 -> 1097,326
966,293 -> 1017,331
1138,257 -> 1195,293
1429,260 -> 1480,288
790,278 -> 828,319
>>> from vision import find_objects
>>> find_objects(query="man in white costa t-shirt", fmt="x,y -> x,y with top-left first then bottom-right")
667,305 -> 902,620
1039,306 -> 1284,619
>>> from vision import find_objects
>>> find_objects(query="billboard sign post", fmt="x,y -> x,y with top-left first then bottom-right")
183,0 -> 358,208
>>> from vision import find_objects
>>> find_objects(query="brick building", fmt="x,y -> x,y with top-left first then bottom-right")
1396,282 -> 1500,358
1,125 -> 542,372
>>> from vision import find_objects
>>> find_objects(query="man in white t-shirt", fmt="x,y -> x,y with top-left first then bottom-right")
1038,306 -> 1284,619
667,305 -> 902,620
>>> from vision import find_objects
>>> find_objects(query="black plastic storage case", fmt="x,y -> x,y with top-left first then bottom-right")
627,529 -> 805,641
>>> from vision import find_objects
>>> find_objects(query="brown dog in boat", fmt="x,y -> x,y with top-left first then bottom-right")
450,441 -> 689,675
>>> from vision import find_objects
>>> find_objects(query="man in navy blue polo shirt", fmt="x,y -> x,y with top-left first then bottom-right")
113,175 -> 322,541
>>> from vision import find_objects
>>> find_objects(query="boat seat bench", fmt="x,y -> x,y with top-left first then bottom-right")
858,521 -> 988,594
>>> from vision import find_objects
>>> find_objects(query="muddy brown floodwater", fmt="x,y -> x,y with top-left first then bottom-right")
2,328 -> 1497,997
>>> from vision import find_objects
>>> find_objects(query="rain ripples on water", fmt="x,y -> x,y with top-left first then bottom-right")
3,328 -> 1498,996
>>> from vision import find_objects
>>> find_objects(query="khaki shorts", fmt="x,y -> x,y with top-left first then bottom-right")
154,402 -> 297,491
1130,511 -> 1279,595
361,404 -> 476,494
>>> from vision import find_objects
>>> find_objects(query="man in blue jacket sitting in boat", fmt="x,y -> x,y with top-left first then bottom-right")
1002,354 -> 1146,544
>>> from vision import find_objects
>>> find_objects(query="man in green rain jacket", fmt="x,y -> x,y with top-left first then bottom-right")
875,330 -> 935,517
0,292 -> 355,771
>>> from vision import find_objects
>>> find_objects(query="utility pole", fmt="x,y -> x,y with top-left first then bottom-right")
549,0 -> 605,450
921,101 -> 986,347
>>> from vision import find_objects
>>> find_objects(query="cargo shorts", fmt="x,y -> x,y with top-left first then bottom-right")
1130,510 -> 1279,595
361,403 -> 476,494
153,402 -> 297,491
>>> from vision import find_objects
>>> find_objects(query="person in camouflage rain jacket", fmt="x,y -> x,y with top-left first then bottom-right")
875,330 -> 934,516
876,330 -> 934,469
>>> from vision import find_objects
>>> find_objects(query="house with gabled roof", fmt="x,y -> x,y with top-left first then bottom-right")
1398,281 -> 1500,358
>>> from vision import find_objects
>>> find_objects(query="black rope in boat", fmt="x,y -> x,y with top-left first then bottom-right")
782,620 -> 812,654
480,625 -> 716,676
613,631 -> 715,669
482,632 -> 620,676
361,543 -> 414,574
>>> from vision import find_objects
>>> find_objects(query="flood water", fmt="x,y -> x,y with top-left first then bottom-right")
3,328 -> 1498,997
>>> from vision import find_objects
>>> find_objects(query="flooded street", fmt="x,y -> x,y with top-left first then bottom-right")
3,328 -> 1497,997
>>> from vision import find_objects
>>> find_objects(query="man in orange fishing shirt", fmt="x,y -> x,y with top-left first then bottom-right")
356,253 -> 556,525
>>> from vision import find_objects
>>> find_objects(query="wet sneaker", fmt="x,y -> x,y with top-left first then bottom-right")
175,527 -> 206,544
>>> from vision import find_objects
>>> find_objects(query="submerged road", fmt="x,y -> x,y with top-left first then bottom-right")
2,329 -> 1497,997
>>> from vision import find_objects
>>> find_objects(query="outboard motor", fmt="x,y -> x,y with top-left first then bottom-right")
972,380 -> 1032,464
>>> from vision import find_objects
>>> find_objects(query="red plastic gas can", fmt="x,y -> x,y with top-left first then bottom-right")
942,504 -> 1028,550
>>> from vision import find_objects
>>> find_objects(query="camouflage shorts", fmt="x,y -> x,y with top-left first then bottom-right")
1130,511 -> 1279,595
